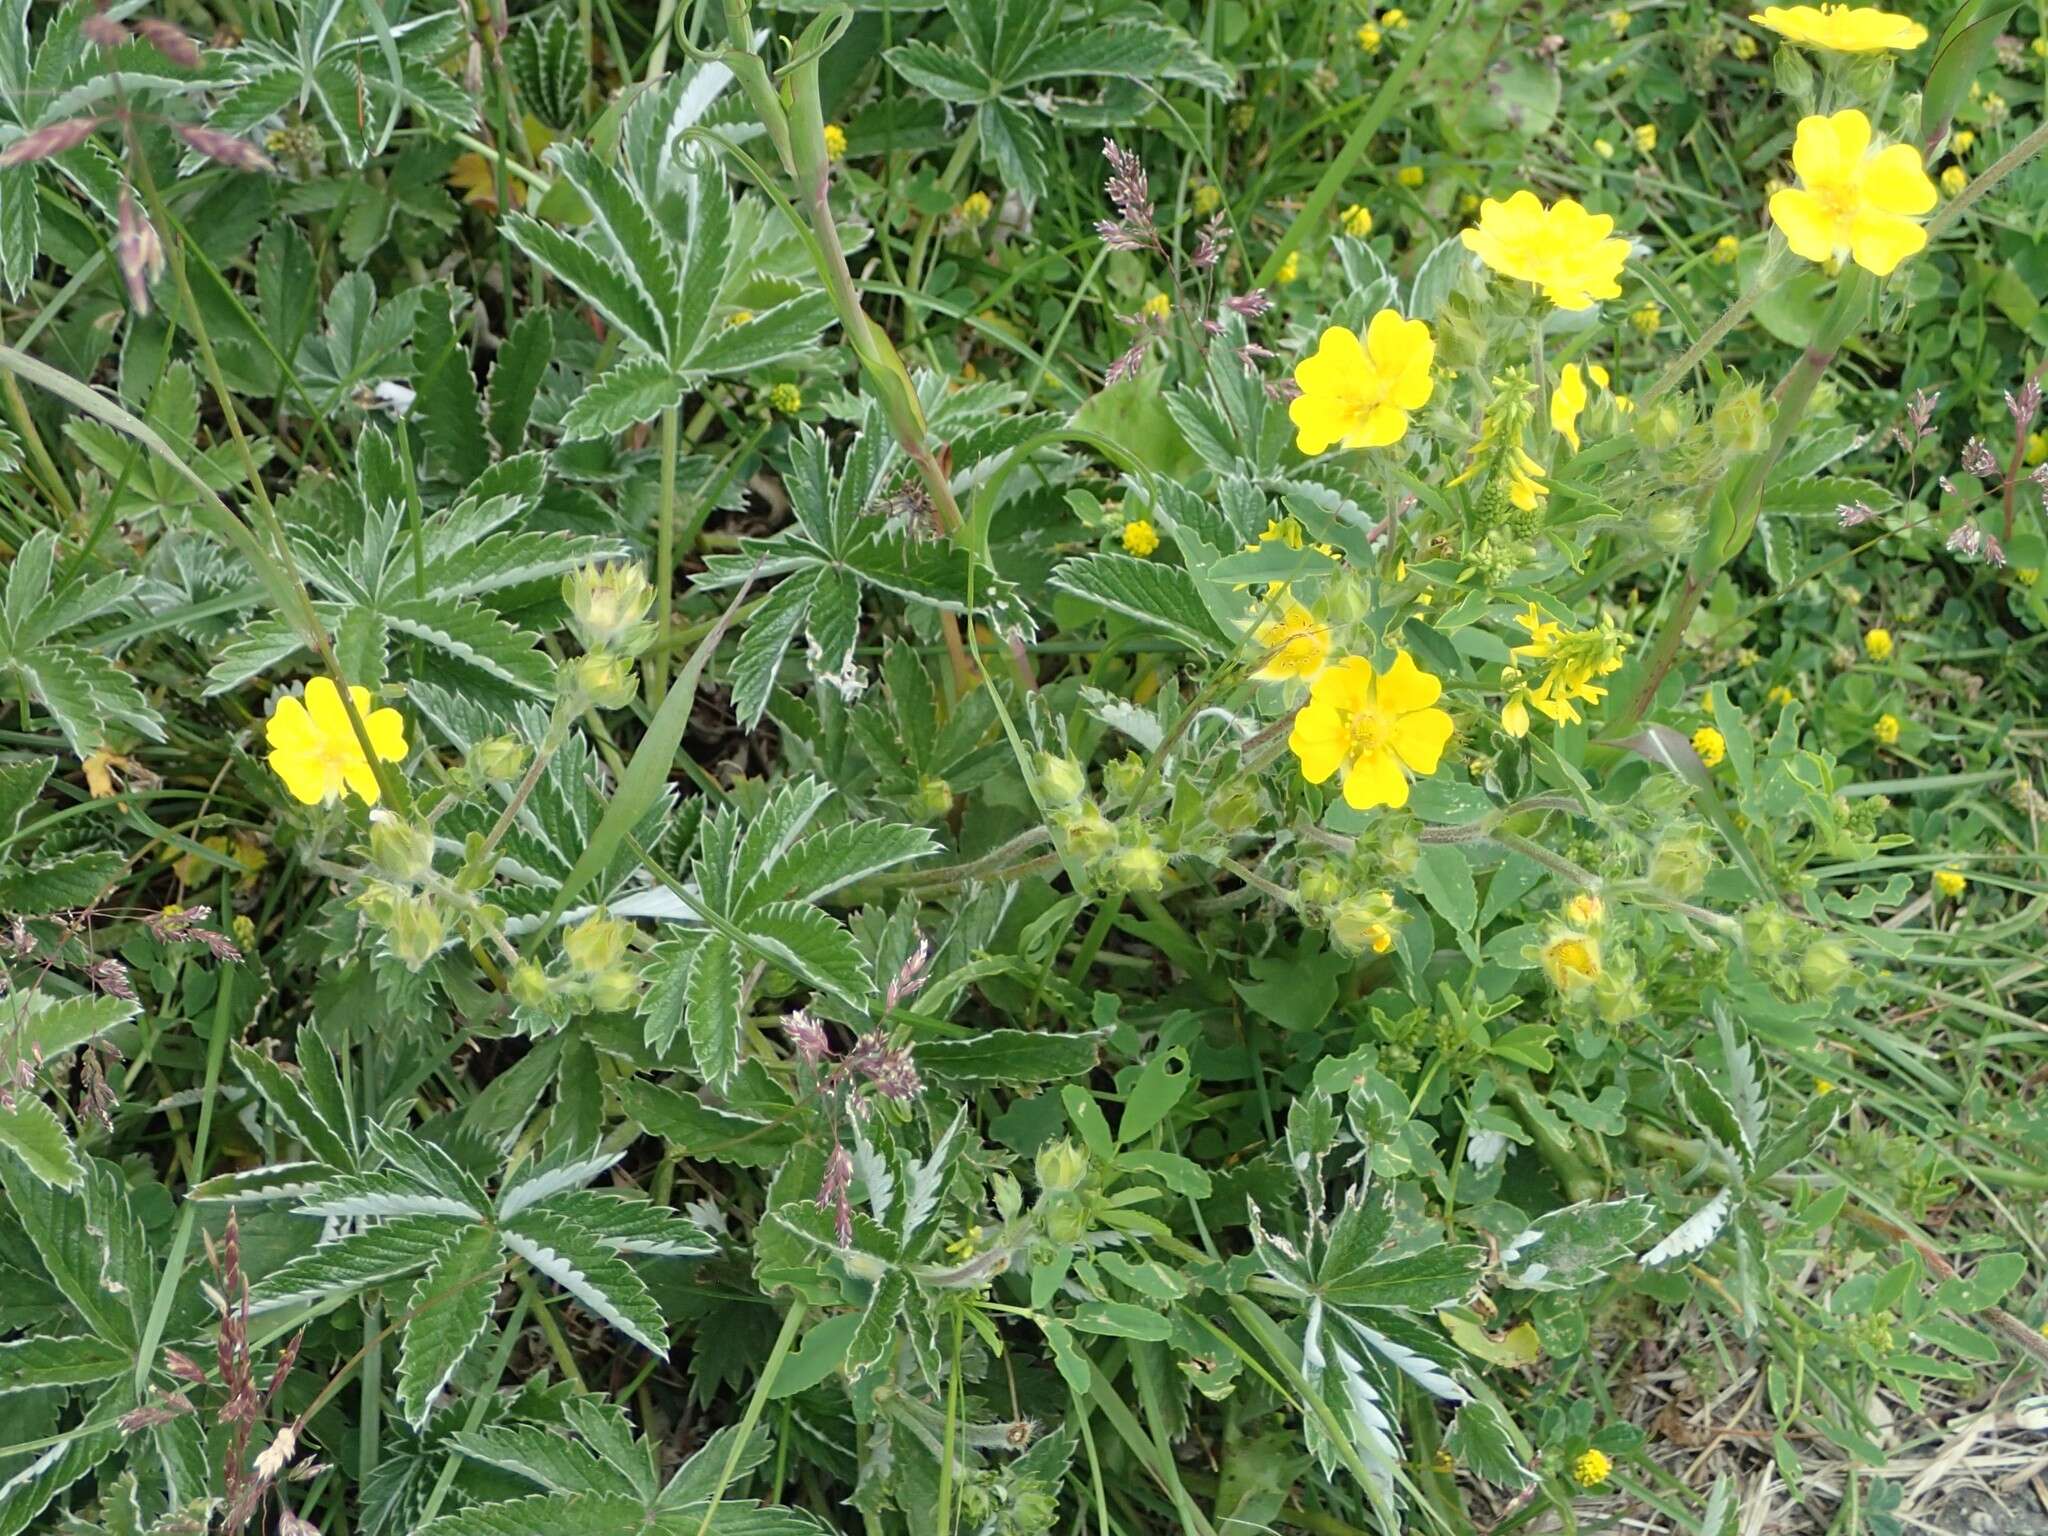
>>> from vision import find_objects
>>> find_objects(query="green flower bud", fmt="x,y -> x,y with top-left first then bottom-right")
1648,825 -> 1713,899
584,967 -> 640,1013
387,894 -> 447,971
1380,824 -> 1421,881
562,911 -> 631,975
1296,861 -> 1347,910
1207,782 -> 1260,835
1329,893 -> 1397,957
563,562 -> 658,657
1772,42 -> 1816,112
354,878 -> 404,926
507,960 -> 553,1009
1035,1137 -> 1089,1193
573,652 -> 639,710
1102,751 -> 1148,803
471,734 -> 528,783
911,775 -> 955,819
1634,398 -> 1687,453
1108,841 -> 1169,893
1043,1196 -> 1089,1245
1056,802 -> 1116,860
1799,937 -> 1855,996
1712,381 -> 1771,456
1647,502 -> 1700,555
1742,902 -> 1800,960
368,812 -> 435,883
1034,753 -> 1087,809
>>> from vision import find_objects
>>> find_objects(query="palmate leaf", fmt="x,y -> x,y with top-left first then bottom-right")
1049,553 -> 1231,653
545,143 -> 680,355
449,1425 -> 632,1499
8,647 -> 165,755
1499,1197 -> 1655,1291
396,1224 -> 503,1428
0,990 -> 138,1062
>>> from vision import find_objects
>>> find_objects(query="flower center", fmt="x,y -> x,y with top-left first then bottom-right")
1814,175 -> 1863,225
1348,703 -> 1394,756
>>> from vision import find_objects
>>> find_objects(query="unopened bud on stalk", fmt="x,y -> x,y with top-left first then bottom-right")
564,563 -> 658,656
1035,1138 -> 1089,1193
1034,753 -> 1087,809
1799,937 -> 1855,996
507,960 -> 553,1009
471,735 -> 527,782
368,813 -> 436,883
1057,802 -> 1116,860
582,967 -> 641,1013
387,894 -> 447,971
570,651 -> 638,710
562,911 -> 631,975
1108,840 -> 1168,893
1648,825 -> 1713,899
1713,382 -> 1771,455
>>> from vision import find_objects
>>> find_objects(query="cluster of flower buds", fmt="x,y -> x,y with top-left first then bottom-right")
509,909 -> 642,1018
357,811 -> 447,972
562,563 -> 657,709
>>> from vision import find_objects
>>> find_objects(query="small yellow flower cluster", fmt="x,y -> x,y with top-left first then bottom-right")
1341,203 -> 1374,238
1277,248 -> 1302,283
1356,20 -> 1383,52
1713,233 -> 1742,264
1121,518 -> 1161,557
1140,291 -> 1172,320
822,122 -> 848,159
1550,362 -> 1617,451
1873,711 -> 1901,745
1692,726 -> 1726,767
957,189 -> 993,225
1396,164 -> 1425,189
768,381 -> 804,415
1863,626 -> 1893,660
1633,123 -> 1657,154
1252,593 -> 1332,682
1570,1448 -> 1613,1488
1940,164 -> 1967,197
1500,603 -> 1626,737
1934,867 -> 1968,898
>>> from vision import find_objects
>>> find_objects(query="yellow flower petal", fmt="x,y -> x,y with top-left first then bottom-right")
1768,188 -> 1840,263
1374,649 -> 1442,714
1342,747 -> 1410,810
1390,706 -> 1454,774
1863,143 -> 1937,214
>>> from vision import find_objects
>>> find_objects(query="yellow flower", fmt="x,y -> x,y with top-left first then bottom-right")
2034,35 -> 2047,56
1396,165 -> 1425,188
1549,362 -> 1611,451
822,122 -> 848,159
1289,311 -> 1436,455
1458,191 -> 1480,215
1769,110 -> 1936,277
1330,892 -> 1399,955
1629,302 -> 1661,335
1461,190 -> 1631,311
1713,234 -> 1742,264
1277,249 -> 1301,283
1288,651 -> 1454,811
1541,931 -> 1602,993
1692,726 -> 1726,767
1607,8 -> 1631,36
1814,1077 -> 1835,1094
1341,203 -> 1374,238
2028,431 -> 2048,466
1939,164 -> 1967,196
1593,137 -> 1615,160
1873,711 -> 1900,745
1194,183 -> 1223,214
1570,1448 -> 1613,1488
1383,7 -> 1409,27
1252,597 -> 1332,682
1633,123 -> 1657,153
1951,128 -> 1976,154
768,382 -> 803,415
1141,291 -> 1172,319
1121,518 -> 1161,557
447,152 -> 525,212
1984,92 -> 2008,119
265,676 -> 406,807
1749,5 -> 1928,51
1933,867 -> 1967,897
1863,626 -> 1893,660
1499,604 -> 1622,735
957,190 -> 993,225
1564,892 -> 1605,928
1731,30 -> 1759,58
1767,684 -> 1797,706
1356,20 -> 1383,51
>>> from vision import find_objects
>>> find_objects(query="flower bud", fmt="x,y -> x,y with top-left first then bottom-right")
1034,753 -> 1087,809
368,812 -> 435,883
562,911 -> 631,975
1799,937 -> 1855,996
1634,399 -> 1687,452
1057,802 -> 1117,860
1207,782 -> 1260,835
387,894 -> 447,971
1648,825 -> 1713,899
1712,382 -> 1770,456
570,651 -> 638,709
1108,841 -> 1168,893
1741,902 -> 1799,960
471,734 -> 528,783
1035,1138 -> 1089,1193
1296,861 -> 1347,910
1539,930 -> 1601,994
1330,894 -> 1397,956
911,775 -> 955,819
1102,751 -> 1147,803
1379,825 -> 1421,881
1647,502 -> 1699,555
354,879 -> 404,926
563,563 -> 657,657
1772,42 -> 1816,112
583,967 -> 641,1013
507,959 -> 553,1009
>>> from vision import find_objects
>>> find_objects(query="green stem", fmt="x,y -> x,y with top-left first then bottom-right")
651,404 -> 680,706
693,1301 -> 806,1536
1498,1074 -> 1602,1203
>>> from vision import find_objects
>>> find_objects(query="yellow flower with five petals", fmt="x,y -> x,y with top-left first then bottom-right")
1749,5 -> 1927,52
1460,191 -> 1631,311
1768,110 -> 1936,276
1289,310 -> 1436,455
1289,651 -> 1454,811
265,677 -> 406,807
